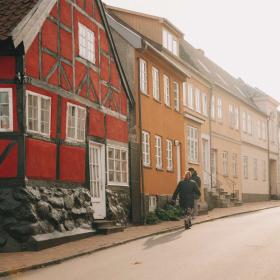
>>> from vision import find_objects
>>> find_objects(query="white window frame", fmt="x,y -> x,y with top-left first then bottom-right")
182,82 -> 187,107
78,23 -> 95,63
152,66 -> 160,101
26,90 -> 51,137
242,111 -> 247,133
139,58 -> 147,95
243,156 -> 248,179
66,103 -> 86,142
235,107 -> 239,130
166,139 -> 173,171
222,151 -> 228,176
232,153 -> 238,177
107,145 -> 129,186
187,126 -> 198,163
142,131 -> 150,167
229,104 -> 234,128
211,95 -> 215,120
253,158 -> 258,180
173,81 -> 179,111
162,28 -> 178,56
202,93 -> 208,117
149,196 -> 157,212
188,84 -> 194,109
155,135 -> 163,169
247,114 -> 252,135
195,89 -> 201,113
163,74 -> 170,106
217,96 -> 223,120
0,88 -> 13,132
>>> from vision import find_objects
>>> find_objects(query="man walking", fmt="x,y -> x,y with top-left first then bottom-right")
172,171 -> 201,229
188,168 -> 201,217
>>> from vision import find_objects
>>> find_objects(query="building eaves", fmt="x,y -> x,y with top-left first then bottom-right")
0,0 -> 39,41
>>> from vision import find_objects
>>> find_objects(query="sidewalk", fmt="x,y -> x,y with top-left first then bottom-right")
1,200 -> 280,277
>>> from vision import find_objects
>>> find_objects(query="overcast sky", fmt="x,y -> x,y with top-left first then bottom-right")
104,0 -> 280,102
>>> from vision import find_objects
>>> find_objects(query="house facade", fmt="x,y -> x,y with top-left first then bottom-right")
0,0 -> 133,252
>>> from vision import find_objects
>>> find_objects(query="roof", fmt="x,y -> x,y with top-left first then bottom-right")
0,0 -> 39,40
180,40 -> 267,112
107,12 -> 188,78
105,4 -> 184,37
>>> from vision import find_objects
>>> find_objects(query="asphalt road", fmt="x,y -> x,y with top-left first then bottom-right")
4,207 -> 280,280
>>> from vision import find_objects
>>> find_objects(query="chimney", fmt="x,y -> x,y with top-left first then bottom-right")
196,48 -> 204,56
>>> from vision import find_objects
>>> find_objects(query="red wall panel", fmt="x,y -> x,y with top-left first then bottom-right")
42,19 -> 58,53
25,35 -> 39,79
100,29 -> 109,53
60,145 -> 85,183
88,108 -> 105,138
110,61 -> 120,89
106,116 -> 128,143
100,54 -> 109,82
60,0 -> 72,27
0,140 -> 18,178
60,28 -> 72,62
0,56 -> 16,79
26,138 -> 56,180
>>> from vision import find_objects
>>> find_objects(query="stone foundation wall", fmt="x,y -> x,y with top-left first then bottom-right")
242,193 -> 270,202
0,183 -> 94,252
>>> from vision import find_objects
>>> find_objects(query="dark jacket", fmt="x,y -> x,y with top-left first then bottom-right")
172,179 -> 201,209
191,171 -> 201,199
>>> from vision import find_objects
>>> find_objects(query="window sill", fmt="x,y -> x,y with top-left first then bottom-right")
26,131 -> 51,140
167,169 -> 174,173
143,165 -> 152,169
140,91 -> 149,97
107,183 -> 129,187
153,98 -> 161,104
156,168 -> 164,172
188,161 -> 199,165
164,104 -> 171,109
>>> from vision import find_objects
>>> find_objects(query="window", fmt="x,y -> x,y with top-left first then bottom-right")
78,23 -> 95,63
235,107 -> 239,130
195,89 -> 201,113
149,196 -> 157,212
173,82 -> 179,111
217,97 -> 223,120
262,121 -> 266,140
222,151 -> 228,176
139,59 -> 147,94
152,67 -> 160,101
253,159 -> 258,180
243,156 -> 248,179
187,84 -> 194,109
163,75 -> 170,106
242,111 -> 247,132
142,131 -> 150,166
229,104 -> 234,128
66,103 -> 86,142
162,28 -> 178,56
26,91 -> 51,136
232,153 -> 238,177
187,126 -> 198,163
182,82 -> 187,106
262,160 -> 266,181
202,93 -> 208,116
0,88 -> 13,131
257,120 -> 261,139
247,114 -> 252,135
107,146 -> 128,185
155,135 -> 162,169
211,96 -> 215,119
166,139 -> 173,171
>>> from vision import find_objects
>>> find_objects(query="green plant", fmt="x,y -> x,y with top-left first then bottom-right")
155,208 -> 170,221
146,212 -> 160,224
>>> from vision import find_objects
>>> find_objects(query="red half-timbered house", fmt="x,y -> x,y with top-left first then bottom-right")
0,0 -> 134,252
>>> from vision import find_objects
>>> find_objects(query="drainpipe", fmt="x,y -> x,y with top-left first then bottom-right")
138,41 -> 148,224
209,85 -> 214,190
267,113 -> 271,199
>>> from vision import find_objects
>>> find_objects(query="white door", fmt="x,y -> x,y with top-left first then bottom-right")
175,141 -> 181,183
89,142 -> 106,219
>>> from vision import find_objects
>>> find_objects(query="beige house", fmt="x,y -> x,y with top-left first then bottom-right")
106,5 -> 280,213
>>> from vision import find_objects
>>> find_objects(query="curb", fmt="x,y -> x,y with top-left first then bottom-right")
0,204 -> 279,278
